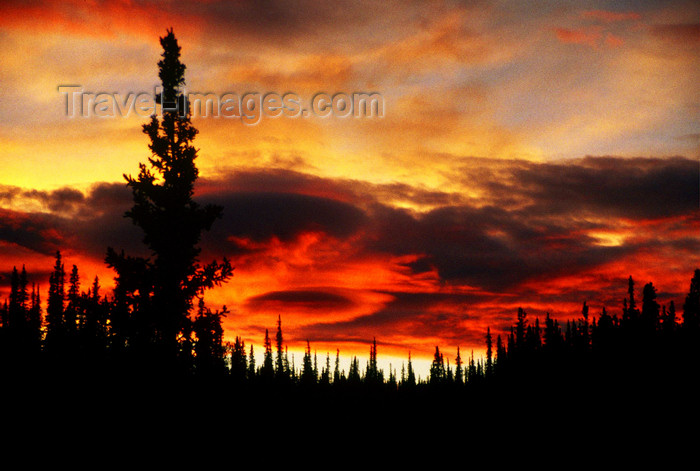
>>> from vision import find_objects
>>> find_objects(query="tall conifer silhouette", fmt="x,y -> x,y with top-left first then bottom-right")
106,29 -> 232,372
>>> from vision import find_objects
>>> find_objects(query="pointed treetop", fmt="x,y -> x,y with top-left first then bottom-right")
158,28 -> 186,102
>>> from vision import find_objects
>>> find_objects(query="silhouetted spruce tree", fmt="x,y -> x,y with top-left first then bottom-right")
2,266 -> 34,369
45,251 -> 66,357
80,276 -> 108,361
106,29 -> 232,373
454,346 -> 464,385
333,349 -> 342,384
525,317 -> 542,353
301,340 -> 316,386
365,338 -> 382,385
485,328 -> 493,377
193,298 -> 228,375
663,301 -> 677,336
543,312 -> 562,354
6,268 -> 24,336
347,356 -> 361,384
641,282 -> 660,332
288,351 -> 297,382
429,346 -> 445,385
63,264 -> 82,360
27,283 -> 43,357
495,334 -> 507,374
404,351 -> 416,388
623,276 -> 639,327
592,307 -> 612,353
229,336 -> 247,382
387,364 -> 397,390
682,269 -> 700,332
467,350 -> 477,382
66,264 -> 80,330
247,344 -> 256,380
507,327 -> 515,356
514,307 -> 527,353
565,320 -> 577,351
320,352 -> 331,385
284,346 -> 291,380
275,316 -> 286,381
9,266 -> 28,321
106,251 -> 152,361
260,329 -> 274,382
579,302 -> 590,352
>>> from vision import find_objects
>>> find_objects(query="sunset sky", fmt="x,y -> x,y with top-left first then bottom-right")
1,0 -> 698,377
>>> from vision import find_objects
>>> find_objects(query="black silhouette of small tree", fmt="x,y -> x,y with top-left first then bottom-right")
429,346 -> 445,385
106,29 -> 232,373
682,269 -> 700,333
45,251 -> 66,357
484,328 -> 493,377
454,346 -> 464,385
300,340 -> 316,386
404,351 -> 416,388
365,338 -> 382,386
259,329 -> 274,382
193,298 -> 228,375
229,336 -> 247,382
2,266 -> 42,369
275,316 -> 286,381
333,349 -> 342,383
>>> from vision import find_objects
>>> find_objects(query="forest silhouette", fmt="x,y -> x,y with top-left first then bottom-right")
1,30 -> 699,425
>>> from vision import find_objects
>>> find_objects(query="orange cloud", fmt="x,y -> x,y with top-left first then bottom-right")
554,27 -> 602,48
581,10 -> 642,23
555,9 -> 642,49
0,0 -> 202,40
605,32 -> 625,47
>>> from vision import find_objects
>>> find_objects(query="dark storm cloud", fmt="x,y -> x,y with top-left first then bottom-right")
361,156 -> 699,289
461,156 -> 699,219
508,156 -> 699,219
1,156 -> 697,294
1,175 -> 369,260
81,182 -> 132,212
199,192 -> 367,254
247,289 -> 356,311
0,208 -> 67,255
366,202 -> 633,290
198,169 -> 359,203
0,182 -> 142,259
199,169 -> 463,209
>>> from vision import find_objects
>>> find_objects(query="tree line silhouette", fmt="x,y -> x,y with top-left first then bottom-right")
2,255 -> 699,390
1,30 -> 698,418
